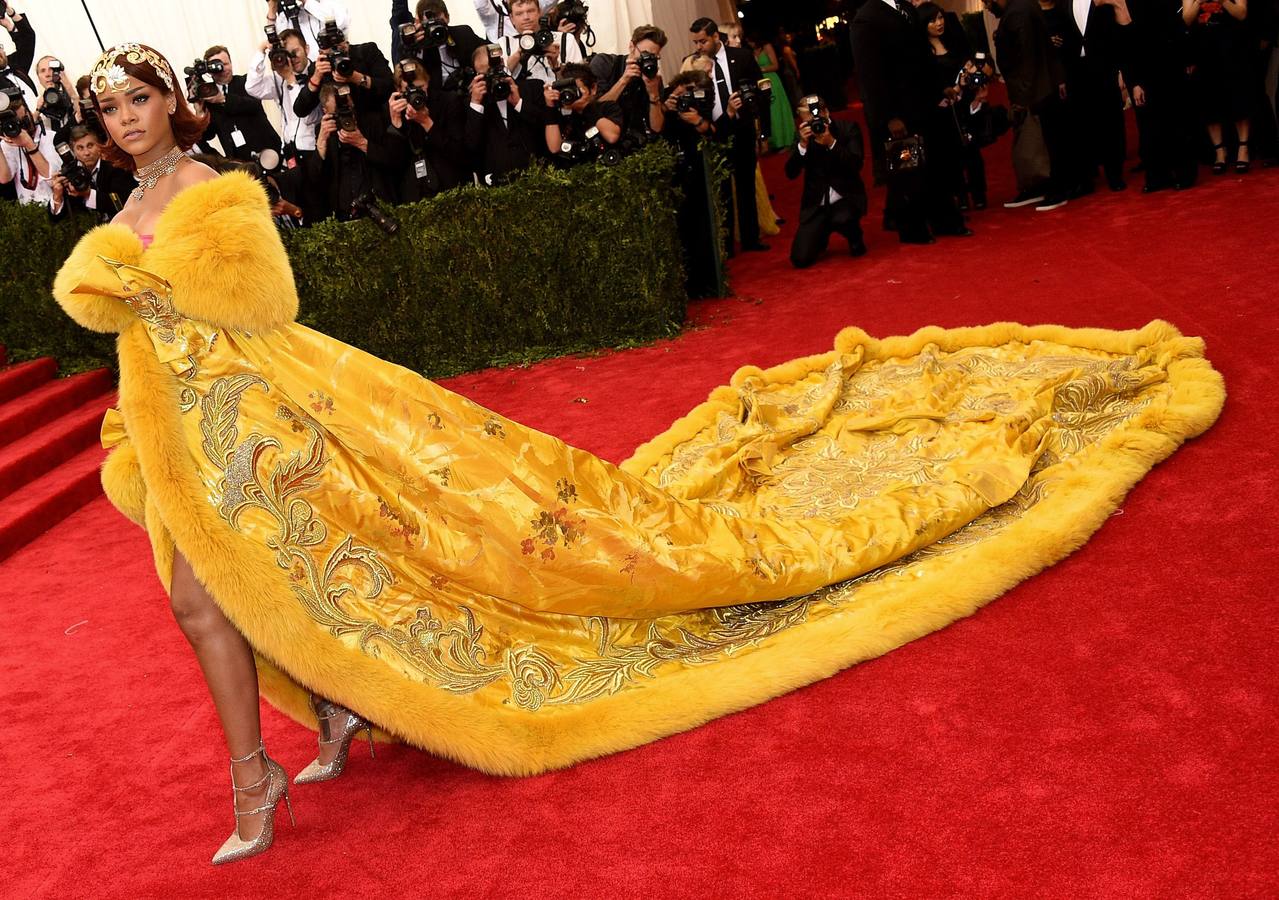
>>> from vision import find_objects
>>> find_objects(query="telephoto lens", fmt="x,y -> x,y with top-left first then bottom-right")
352,192 -> 400,235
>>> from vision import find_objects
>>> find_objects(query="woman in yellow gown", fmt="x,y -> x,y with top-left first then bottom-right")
56,46 -> 1225,865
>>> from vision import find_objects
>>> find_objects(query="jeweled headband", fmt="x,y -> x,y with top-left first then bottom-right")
89,43 -> 175,96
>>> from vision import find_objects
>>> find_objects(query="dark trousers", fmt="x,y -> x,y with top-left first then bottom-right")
721,126 -> 761,250
1034,94 -> 1072,198
960,144 -> 987,204
1134,71 -> 1198,188
1065,58 -> 1127,187
790,197 -> 864,268
885,123 -> 965,242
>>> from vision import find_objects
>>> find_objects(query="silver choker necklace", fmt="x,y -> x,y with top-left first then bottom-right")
130,146 -> 185,203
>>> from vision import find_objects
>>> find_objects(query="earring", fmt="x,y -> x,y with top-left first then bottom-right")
168,103 -> 176,114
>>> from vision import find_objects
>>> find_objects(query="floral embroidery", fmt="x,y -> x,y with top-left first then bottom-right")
308,390 -> 335,415
556,478 -> 578,505
483,418 -> 505,438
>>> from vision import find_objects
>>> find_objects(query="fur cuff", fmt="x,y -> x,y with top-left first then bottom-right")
51,224 -> 144,334
145,171 -> 299,332
101,442 -> 148,527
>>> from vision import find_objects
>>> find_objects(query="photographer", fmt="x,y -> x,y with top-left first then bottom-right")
34,55 -> 80,138
267,0 -> 352,61
662,70 -> 719,296
392,1 -> 484,92
499,0 -> 582,84
689,17 -> 768,253
196,46 -> 281,161
548,0 -> 592,59
0,85 -> 59,206
474,0 -> 555,42
464,43 -> 547,183
0,5 -> 36,110
246,28 -> 324,169
381,58 -> 465,200
785,96 -> 868,268
591,25 -> 667,142
544,62 -> 622,158
308,82 -> 396,220
294,19 -> 395,119
48,124 -> 135,222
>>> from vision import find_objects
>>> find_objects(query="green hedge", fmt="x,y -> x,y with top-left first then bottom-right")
0,143 -> 688,377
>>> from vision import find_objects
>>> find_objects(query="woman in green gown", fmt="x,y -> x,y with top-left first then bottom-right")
751,35 -> 798,152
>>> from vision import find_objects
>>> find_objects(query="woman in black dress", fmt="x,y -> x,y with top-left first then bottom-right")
1183,0 -> 1253,172
918,3 -> 982,208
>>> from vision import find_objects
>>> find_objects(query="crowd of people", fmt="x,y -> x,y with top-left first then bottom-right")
0,0 -> 1275,279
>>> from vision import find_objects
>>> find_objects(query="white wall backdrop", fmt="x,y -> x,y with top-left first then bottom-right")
1,1 -> 655,88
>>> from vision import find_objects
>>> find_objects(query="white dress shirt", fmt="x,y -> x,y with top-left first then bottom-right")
797,140 -> 844,205
275,0 -> 352,61
475,0 -> 557,42
1072,0 -> 1091,56
2,123 -> 60,206
709,41 -> 734,121
245,51 -> 323,152
499,32 -> 583,84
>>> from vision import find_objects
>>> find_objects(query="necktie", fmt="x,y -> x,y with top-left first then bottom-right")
712,57 -> 731,115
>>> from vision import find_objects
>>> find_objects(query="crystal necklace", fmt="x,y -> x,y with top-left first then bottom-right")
130,145 -> 186,204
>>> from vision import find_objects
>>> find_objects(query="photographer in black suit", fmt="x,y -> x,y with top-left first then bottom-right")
380,58 -> 466,201
294,21 -> 395,120
198,46 -> 281,161
48,124 -> 135,222
851,0 -> 968,244
464,43 -> 547,184
307,82 -> 396,220
785,96 -> 869,268
393,0 -> 486,95
690,17 -> 768,253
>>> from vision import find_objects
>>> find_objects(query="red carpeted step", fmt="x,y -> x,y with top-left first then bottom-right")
0,444 -> 106,562
0,392 -> 114,501
0,356 -> 57,405
0,368 -> 114,448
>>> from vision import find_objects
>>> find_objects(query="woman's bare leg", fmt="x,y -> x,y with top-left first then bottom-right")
169,550 -> 271,840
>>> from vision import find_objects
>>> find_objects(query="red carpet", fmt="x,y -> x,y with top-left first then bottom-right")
2,125 -> 1275,897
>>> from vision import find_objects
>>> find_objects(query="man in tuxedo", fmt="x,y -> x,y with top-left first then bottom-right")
267,0 -> 353,62
785,97 -> 869,269
689,17 -> 768,253
1057,0 -> 1134,193
851,0 -> 968,243
199,46 -> 282,161
464,44 -> 547,184
392,0 -> 486,95
48,125 -> 135,222
380,58 -> 467,201
294,22 -> 396,120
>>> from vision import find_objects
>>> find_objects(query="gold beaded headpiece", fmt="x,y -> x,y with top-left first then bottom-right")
89,43 -> 176,96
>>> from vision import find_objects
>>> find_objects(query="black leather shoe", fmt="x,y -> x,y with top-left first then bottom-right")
899,233 -> 935,245
1142,180 -> 1168,194
741,242 -> 771,252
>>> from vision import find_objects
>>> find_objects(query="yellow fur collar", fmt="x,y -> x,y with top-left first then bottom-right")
52,171 -> 299,334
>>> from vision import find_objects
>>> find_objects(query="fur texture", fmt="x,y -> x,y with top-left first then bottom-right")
51,225 -> 144,333
100,441 -> 147,527
50,172 -> 298,336
111,314 -> 1225,776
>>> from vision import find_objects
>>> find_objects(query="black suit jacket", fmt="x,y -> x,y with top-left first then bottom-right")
203,74 -> 281,161
379,93 -> 467,201
850,0 -> 936,140
994,0 -> 1067,108
1058,0 -> 1131,71
417,26 -> 486,91
784,119 -> 869,219
463,84 -> 548,182
295,42 -> 396,119
0,13 -> 36,96
711,44 -> 764,136
50,159 -> 136,222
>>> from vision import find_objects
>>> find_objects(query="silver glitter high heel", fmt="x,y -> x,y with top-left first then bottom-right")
293,693 -> 376,785
211,741 -> 295,865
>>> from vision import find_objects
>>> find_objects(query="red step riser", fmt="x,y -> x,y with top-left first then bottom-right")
0,465 -> 104,563
0,405 -> 108,501
0,357 -> 58,405
0,370 -> 115,448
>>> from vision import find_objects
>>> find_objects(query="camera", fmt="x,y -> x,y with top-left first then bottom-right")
0,88 -> 26,139
333,84 -> 358,131
266,25 -> 292,69
637,50 -> 659,80
318,19 -> 354,79
675,87 -> 709,115
79,97 -> 104,138
443,65 -> 477,93
484,45 -> 511,101
185,57 -> 224,102
351,192 -> 400,235
551,77 -> 580,106
55,141 -> 93,193
41,59 -> 74,125
803,95 -> 829,135
736,78 -> 771,117
958,53 -> 991,97
556,0 -> 589,28
559,125 -> 622,167
518,17 -> 555,56
422,15 -> 450,49
401,62 -> 429,110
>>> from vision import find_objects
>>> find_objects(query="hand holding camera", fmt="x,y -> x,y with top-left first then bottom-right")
469,74 -> 488,105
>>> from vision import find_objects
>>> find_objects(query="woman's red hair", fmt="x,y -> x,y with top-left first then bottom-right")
94,45 -> 209,172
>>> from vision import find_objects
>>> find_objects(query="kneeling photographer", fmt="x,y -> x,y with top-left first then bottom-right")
464,43 -> 547,183
382,58 -> 465,201
294,18 -> 394,120
48,124 -> 135,221
0,84 -> 59,206
307,82 -> 395,220
544,63 -> 622,166
590,25 -> 667,143
661,70 -> 720,297
785,95 -> 869,269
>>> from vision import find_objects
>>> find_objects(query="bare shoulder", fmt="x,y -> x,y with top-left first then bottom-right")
174,158 -> 220,187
